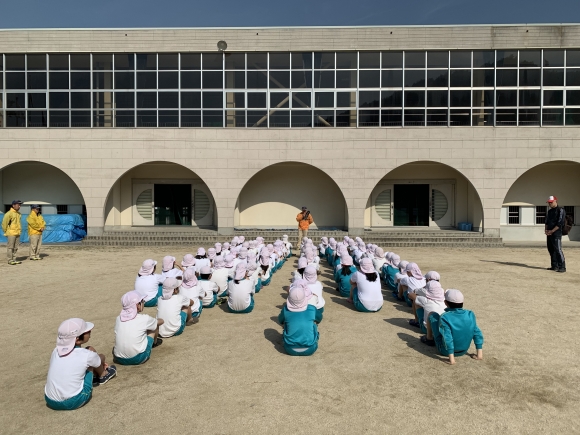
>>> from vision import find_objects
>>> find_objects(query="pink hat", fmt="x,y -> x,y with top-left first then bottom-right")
162,256 -> 175,272
139,259 -> 157,275
247,261 -> 258,272
208,248 -> 216,260
375,247 -> 384,258
384,252 -> 393,266
391,254 -> 401,267
197,247 -> 206,256
181,254 -> 196,268
406,262 -> 423,280
298,256 -> 308,269
249,240 -> 256,248
223,242 -> 230,250
162,278 -> 181,299
305,248 -> 314,263
267,244 -> 274,254
321,237 -> 328,244
398,260 -> 409,272
239,247 -> 248,259
445,289 -> 464,303
239,236 -> 245,243
213,255 -> 225,269
200,266 -> 212,275
242,241 -> 249,248
341,255 -> 353,266
287,280 -> 310,312
234,263 -> 247,280
56,318 -> 94,356
303,265 -> 318,284
260,254 -> 270,266
359,257 -> 375,274
181,268 -> 198,289
215,242 -> 222,252
224,254 -> 235,268
425,281 -> 445,302
248,250 -> 257,260
120,290 -> 145,322
425,271 -> 440,281
329,240 -> 337,249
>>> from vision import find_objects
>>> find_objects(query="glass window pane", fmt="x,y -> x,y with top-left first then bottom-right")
71,111 -> 91,127
405,70 -> 425,87
158,110 -> 179,127
544,90 -> 563,106
93,92 -> 113,109
93,109 -> 113,127
115,92 -> 135,109
496,90 -> 517,106
291,110 -> 312,127
427,109 -> 447,126
49,72 -> 68,89
6,73 -> 25,89
496,50 -> 518,67
450,90 -> 470,107
565,108 -> 580,125
336,52 -> 357,69
93,54 -> 112,70
314,110 -> 334,127
247,53 -> 267,69
496,69 -> 517,87
543,69 -> 564,86
567,49 -> 580,67
270,92 -> 289,108
269,111 -> 290,127
473,51 -> 494,68
519,108 -> 540,126
427,90 -> 447,107
202,71 -> 223,88
49,111 -> 69,127
381,91 -> 402,107
405,52 -> 425,68
181,92 -> 201,108
382,52 -> 403,69
566,69 -> 580,86
28,111 -> 47,127
381,109 -> 402,126
226,110 -> 245,127
181,110 -> 201,127
137,72 -> 156,89
291,53 -> 312,69
114,72 -> 134,89
6,111 -> 26,127
225,53 -> 245,70
404,109 -> 424,126
49,92 -> 69,109
427,70 -> 448,87
202,92 -> 223,109
137,92 -> 156,109
49,54 -> 68,70
336,91 -> 356,107
158,71 -> 178,89
313,52 -> 334,69
5,54 -> 25,70
68,54 -> 89,71
543,50 -> 564,67
269,53 -> 290,69
359,91 -> 380,107
450,70 -> 470,87
450,51 -> 471,68
359,70 -> 380,88
246,111 -> 267,127
93,72 -> 113,89
71,92 -> 91,108
472,90 -> 494,107
114,54 -> 134,70
181,71 -> 201,89
382,70 -> 402,87
28,93 -> 46,109
247,92 -> 266,108
473,69 -> 494,87
450,109 -> 471,126
519,69 -> 540,87
247,71 -> 267,88
225,71 -> 245,89
291,70 -> 312,88
314,71 -> 334,88
158,54 -> 178,70
292,92 -> 311,108
427,51 -> 448,68
336,70 -> 357,88
519,89 -> 540,106
496,109 -> 517,125
270,71 -> 290,89
314,92 -> 334,108
226,92 -> 245,108
472,108 -> 494,126
543,108 -> 563,125
116,110 -> 135,127
137,110 -> 156,127
359,52 -> 380,69
28,54 -> 47,70
336,109 -> 356,127
27,72 -> 46,89
71,72 -> 90,89
137,54 -> 156,70
566,90 -> 580,106
181,53 -> 201,70
405,90 -> 425,107
519,50 -> 541,67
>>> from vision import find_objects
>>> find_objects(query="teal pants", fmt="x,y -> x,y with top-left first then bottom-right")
144,285 -> 163,307
45,371 -> 93,410
192,303 -> 203,318
429,313 -> 468,357
173,311 -> 188,337
262,276 -> 271,286
114,336 -> 153,365
204,293 -> 218,308
255,278 -> 262,293
284,341 -> 318,356
353,289 -> 382,313
228,296 -> 255,314
415,307 -> 428,334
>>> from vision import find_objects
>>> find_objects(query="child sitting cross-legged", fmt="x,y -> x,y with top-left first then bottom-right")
198,266 -> 220,308
135,259 -> 165,307
113,291 -> 164,365
336,254 -> 356,297
179,268 -> 204,319
407,280 -> 446,333
347,257 -> 384,313
157,278 -> 195,338
227,262 -> 256,314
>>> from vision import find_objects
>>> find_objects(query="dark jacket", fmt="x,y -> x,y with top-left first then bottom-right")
546,207 -> 566,235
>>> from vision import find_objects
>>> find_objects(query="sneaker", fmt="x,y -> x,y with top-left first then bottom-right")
8,261 -> 18,265
152,338 -> 163,348
557,268 -> 566,273
13,260 -> 22,264
98,365 -> 117,385
36,256 -> 43,260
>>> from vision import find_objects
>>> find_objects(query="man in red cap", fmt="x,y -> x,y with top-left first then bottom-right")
545,196 -> 566,273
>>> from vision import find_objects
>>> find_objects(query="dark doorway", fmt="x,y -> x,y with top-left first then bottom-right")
394,184 -> 429,226
154,184 -> 191,225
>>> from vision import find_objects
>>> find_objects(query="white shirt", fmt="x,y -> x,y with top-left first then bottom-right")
227,279 -> 255,311
157,294 -> 191,338
307,281 -> 325,309
224,267 -> 235,281
114,313 -> 158,359
135,274 -> 165,302
210,268 -> 229,295
45,347 -> 101,402
350,271 -> 383,311
291,270 -> 303,283
400,276 -> 427,293
194,258 -> 211,274
415,296 -> 446,325
372,258 -> 386,273
180,285 -> 203,313
161,268 -> 183,280
198,280 -> 219,306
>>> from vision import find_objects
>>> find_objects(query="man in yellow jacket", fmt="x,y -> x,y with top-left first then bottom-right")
27,204 -> 46,260
2,200 -> 23,265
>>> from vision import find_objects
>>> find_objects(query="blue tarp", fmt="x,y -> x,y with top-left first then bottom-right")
0,214 -> 86,243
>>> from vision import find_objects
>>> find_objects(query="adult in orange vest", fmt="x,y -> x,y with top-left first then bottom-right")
296,206 -> 314,243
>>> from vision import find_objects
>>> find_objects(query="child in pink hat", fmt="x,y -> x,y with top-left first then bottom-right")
157,278 -> 195,337
198,266 -> 219,308
303,265 -> 325,314
398,262 -> 426,304
181,253 -> 196,271
180,268 -> 204,319
277,280 -> 322,356
135,259 -> 165,307
161,255 -> 184,280
210,255 -> 229,297
347,258 -> 383,313
227,263 -> 255,313
194,248 -> 210,274
113,291 -> 164,365
407,280 -> 446,333
336,253 -> 357,297
45,318 -> 116,410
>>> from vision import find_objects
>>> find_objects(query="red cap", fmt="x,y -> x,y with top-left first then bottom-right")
546,196 -> 557,203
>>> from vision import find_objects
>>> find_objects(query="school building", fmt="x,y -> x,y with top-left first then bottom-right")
0,24 -> 579,242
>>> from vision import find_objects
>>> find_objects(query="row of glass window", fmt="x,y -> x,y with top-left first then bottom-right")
2,50 -> 580,71
2,108 -> 579,128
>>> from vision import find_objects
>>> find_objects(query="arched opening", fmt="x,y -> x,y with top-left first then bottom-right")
501,160 -> 580,241
104,161 -> 216,229
235,162 -> 348,230
365,161 -> 483,231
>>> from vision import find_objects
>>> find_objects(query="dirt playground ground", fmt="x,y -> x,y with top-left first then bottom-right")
0,245 -> 578,434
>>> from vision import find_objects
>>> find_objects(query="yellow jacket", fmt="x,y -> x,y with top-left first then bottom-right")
2,208 -> 22,236
27,211 -> 46,235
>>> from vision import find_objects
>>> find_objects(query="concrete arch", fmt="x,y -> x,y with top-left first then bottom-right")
103,161 -> 218,230
364,160 -> 484,231
234,161 -> 349,230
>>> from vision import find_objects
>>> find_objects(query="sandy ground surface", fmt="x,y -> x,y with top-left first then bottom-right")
0,245 -> 578,435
